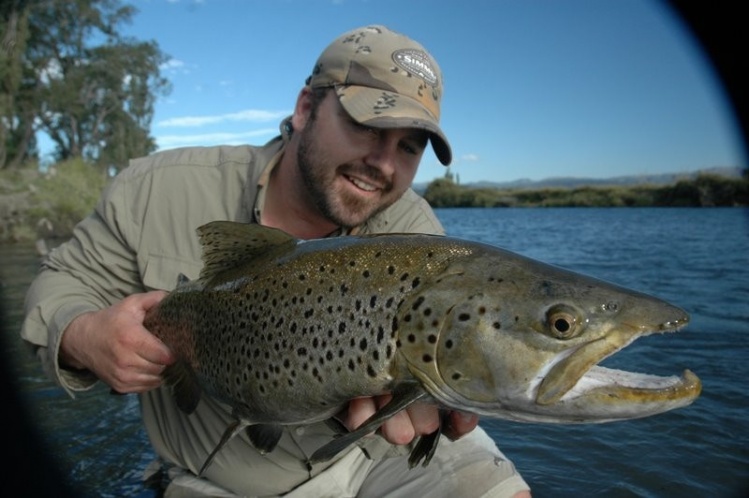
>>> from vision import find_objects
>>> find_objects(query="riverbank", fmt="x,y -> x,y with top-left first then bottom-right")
0,160 -> 107,245
423,173 -> 749,208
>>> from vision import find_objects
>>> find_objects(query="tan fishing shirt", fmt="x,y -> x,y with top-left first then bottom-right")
21,131 -> 453,494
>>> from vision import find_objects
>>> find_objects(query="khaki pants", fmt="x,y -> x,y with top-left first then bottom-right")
160,427 -> 529,498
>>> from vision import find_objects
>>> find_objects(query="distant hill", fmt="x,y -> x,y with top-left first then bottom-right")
413,166 -> 744,195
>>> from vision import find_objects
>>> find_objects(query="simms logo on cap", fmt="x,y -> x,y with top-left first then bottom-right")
392,49 -> 438,87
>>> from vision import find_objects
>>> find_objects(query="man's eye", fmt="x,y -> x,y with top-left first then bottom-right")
401,143 -> 417,155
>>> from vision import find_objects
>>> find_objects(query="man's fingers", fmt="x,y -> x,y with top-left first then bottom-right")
443,410 -> 480,441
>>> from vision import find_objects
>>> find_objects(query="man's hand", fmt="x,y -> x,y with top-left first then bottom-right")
342,395 -> 479,445
59,291 -> 175,393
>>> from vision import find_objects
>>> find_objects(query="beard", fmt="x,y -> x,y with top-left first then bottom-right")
296,121 -> 401,229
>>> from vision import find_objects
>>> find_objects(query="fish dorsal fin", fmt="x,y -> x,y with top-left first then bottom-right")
195,221 -> 297,281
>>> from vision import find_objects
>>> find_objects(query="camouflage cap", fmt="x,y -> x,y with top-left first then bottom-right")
307,25 -> 452,165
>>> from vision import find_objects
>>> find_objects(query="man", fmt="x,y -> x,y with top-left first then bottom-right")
22,25 -> 531,497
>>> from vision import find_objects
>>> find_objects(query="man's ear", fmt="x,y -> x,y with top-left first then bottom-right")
291,87 -> 315,132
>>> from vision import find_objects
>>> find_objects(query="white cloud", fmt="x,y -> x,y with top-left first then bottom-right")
155,128 -> 278,149
160,58 -> 188,74
157,109 -> 290,127
461,154 -> 480,162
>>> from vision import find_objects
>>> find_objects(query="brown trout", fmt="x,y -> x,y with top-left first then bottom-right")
143,221 -> 701,474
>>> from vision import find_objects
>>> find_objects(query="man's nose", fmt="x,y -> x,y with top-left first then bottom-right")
363,135 -> 398,176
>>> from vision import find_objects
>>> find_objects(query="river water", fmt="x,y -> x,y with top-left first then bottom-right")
1,207 -> 747,497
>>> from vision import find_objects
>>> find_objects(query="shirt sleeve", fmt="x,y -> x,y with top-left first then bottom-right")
21,171 -> 145,395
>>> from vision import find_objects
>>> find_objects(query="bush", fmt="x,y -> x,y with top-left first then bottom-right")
27,158 -> 109,238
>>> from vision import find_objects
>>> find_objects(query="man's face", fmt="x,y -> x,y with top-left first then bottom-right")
295,91 -> 428,229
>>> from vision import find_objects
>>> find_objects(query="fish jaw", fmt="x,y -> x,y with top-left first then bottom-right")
397,248 -> 702,424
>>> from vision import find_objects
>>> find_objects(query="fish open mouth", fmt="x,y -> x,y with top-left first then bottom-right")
535,327 -> 702,412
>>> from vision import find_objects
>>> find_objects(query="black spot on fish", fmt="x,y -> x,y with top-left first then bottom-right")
428,334 -> 437,344
340,284 -> 349,296
298,274 -> 306,281
445,339 -> 454,349
422,354 -> 433,363
452,372 -> 462,380
363,270 -> 370,278
338,322 -> 347,334
359,338 -> 367,351
349,260 -> 356,267
370,295 -> 377,308
367,365 -> 377,378
403,313 -> 412,323
407,334 -> 416,343
348,359 -> 355,371
400,272 -> 409,282
372,350 -> 380,361
458,313 -> 471,321
386,297 -> 395,308
493,321 -> 501,330
376,326 -> 385,343
297,347 -> 307,356
478,306 -> 486,315
412,277 -> 421,289
411,296 -> 425,310
388,265 -> 395,275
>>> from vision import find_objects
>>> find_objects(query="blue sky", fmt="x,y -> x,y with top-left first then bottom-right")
117,0 -> 745,185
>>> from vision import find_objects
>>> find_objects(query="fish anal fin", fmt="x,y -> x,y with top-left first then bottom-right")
246,424 -> 284,454
162,360 -> 202,414
308,384 -> 428,466
196,221 -> 297,282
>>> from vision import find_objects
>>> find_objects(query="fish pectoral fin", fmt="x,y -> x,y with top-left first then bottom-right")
407,410 -> 447,468
198,419 -> 249,477
246,424 -> 283,454
162,360 -> 202,414
307,384 -> 428,467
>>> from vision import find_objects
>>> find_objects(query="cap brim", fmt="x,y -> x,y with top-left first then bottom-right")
335,86 -> 452,166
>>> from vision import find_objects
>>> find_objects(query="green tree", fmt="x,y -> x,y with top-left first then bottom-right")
1,0 -> 39,169
0,0 -> 170,170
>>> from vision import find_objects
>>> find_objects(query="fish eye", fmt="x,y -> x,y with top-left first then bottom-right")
545,304 -> 582,340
